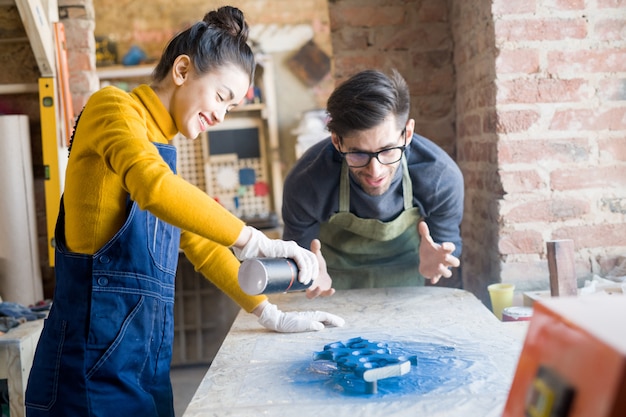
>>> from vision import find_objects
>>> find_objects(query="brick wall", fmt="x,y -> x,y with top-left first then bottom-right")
59,0 -> 98,113
489,0 -> 626,300
328,0 -> 457,155
328,0 -> 626,304
449,0 -> 501,301
449,0 -> 626,303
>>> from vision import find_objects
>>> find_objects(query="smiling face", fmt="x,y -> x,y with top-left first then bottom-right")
332,117 -> 414,196
169,57 -> 250,139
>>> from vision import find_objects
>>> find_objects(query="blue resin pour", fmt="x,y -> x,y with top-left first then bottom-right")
302,337 -> 476,398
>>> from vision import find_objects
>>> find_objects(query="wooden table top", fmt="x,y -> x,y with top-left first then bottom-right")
183,286 -> 528,417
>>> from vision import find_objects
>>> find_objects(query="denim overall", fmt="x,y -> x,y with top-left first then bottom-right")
318,156 -> 424,289
26,143 -> 180,417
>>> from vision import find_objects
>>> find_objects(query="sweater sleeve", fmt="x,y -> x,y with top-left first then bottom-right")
65,86 -> 244,253
180,230 -> 267,313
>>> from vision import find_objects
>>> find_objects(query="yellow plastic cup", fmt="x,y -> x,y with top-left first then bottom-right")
488,283 -> 515,320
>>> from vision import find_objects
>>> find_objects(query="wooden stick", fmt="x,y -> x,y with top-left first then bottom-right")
547,240 -> 578,297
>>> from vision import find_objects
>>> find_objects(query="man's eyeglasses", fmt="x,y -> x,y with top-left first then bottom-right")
339,128 -> 406,168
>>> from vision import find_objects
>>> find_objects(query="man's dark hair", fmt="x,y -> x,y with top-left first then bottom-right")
326,69 -> 410,138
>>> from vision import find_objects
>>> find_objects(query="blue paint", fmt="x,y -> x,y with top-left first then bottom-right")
313,337 -> 416,394
301,338 -> 477,398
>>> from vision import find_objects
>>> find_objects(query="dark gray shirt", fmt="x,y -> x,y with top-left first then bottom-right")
282,133 -> 464,257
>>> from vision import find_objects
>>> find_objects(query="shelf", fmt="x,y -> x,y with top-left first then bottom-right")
0,83 -> 38,95
96,64 -> 155,80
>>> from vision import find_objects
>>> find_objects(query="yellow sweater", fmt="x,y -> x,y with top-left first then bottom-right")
63,84 -> 266,312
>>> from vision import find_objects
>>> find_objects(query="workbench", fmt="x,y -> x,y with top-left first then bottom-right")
0,318 -> 43,417
183,287 -> 528,417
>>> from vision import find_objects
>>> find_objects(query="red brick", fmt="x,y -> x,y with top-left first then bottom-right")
550,165 -> 626,190
492,0 -> 537,15
543,0 -> 586,10
67,51 -> 95,72
500,170 -> 546,193
413,50 -> 453,71
495,49 -> 540,74
549,107 -> 626,131
495,18 -> 587,42
553,223 -> 626,248
414,117 -> 456,150
414,94 -> 454,118
594,19 -> 626,41
409,65 -> 455,95
498,138 -> 591,164
71,94 -> 90,117
331,28 -> 371,51
598,137 -> 626,161
458,114 -> 482,137
378,23 -> 451,51
416,1 -> 449,22
504,198 -> 590,222
462,169 -> 505,194
68,70 -> 98,95
548,49 -> 626,73
483,110 -> 498,133
330,6 -> 405,30
598,78 -> 626,101
332,54 -> 387,79
457,84 -> 496,114
496,78 -> 591,104
460,140 -> 497,163
498,230 -> 545,255
496,109 -> 541,133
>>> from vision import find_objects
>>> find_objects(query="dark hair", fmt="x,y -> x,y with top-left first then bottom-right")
326,69 -> 410,138
152,6 -> 255,84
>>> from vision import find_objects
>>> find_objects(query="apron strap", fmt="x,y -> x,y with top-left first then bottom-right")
339,161 -> 350,212
401,155 -> 413,210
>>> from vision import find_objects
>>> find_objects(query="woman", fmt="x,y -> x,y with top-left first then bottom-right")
25,6 -> 341,417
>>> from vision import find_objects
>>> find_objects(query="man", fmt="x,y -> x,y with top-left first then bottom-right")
282,69 -> 463,289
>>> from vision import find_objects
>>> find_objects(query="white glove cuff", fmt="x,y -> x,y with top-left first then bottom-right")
232,226 -> 260,261
258,302 -> 281,331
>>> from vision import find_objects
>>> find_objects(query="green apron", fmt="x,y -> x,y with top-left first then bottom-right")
319,156 -> 424,289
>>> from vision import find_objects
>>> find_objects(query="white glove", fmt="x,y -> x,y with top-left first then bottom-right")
232,226 -> 318,285
258,303 -> 345,333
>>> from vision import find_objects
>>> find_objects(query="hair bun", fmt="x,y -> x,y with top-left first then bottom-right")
203,6 -> 249,41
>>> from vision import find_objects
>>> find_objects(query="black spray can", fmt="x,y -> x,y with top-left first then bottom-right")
238,258 -> 311,295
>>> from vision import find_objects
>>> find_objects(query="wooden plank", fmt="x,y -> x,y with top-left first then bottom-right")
547,239 -> 578,297
0,320 -> 44,417
15,0 -> 56,77
53,22 -> 74,146
256,54 -> 283,219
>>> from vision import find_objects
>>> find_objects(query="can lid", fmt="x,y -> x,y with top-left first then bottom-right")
502,306 -> 533,321
238,259 -> 269,295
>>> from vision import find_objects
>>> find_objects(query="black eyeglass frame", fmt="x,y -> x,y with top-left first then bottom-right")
338,128 -> 407,168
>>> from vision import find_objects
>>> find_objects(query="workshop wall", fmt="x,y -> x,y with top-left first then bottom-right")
326,0 -> 625,303
1,0 -> 624,305
448,0 -> 626,302
92,0 -> 334,171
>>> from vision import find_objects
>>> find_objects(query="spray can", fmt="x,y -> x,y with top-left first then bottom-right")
238,258 -> 311,295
